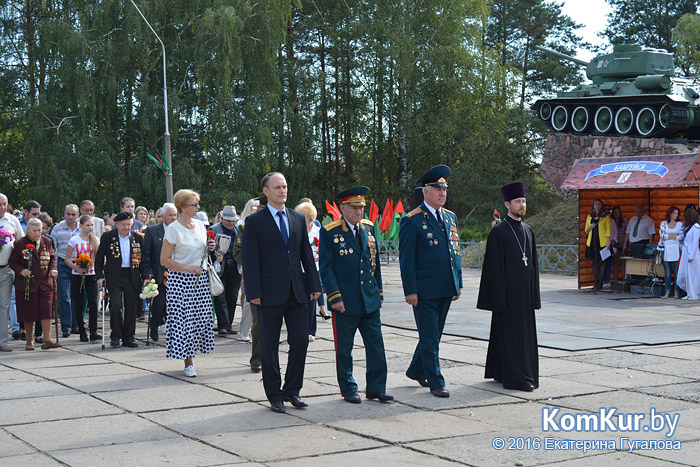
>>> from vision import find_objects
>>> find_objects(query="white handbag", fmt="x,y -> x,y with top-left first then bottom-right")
207,257 -> 225,296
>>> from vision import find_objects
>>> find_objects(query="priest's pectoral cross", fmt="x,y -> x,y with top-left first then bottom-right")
522,252 -> 528,266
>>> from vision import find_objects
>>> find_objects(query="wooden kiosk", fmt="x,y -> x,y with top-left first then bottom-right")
560,153 -> 700,289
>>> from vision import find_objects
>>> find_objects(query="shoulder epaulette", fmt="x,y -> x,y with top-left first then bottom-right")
360,219 -> 373,226
443,208 -> 455,216
324,219 -> 342,231
406,207 -> 422,218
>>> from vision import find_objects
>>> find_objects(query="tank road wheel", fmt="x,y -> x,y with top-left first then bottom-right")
635,107 -> 656,136
614,107 -> 634,135
571,106 -> 590,133
539,103 -> 552,121
594,106 -> 613,133
551,106 -> 568,132
658,103 -> 672,128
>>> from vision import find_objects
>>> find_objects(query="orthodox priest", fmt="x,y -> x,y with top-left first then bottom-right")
477,182 -> 540,391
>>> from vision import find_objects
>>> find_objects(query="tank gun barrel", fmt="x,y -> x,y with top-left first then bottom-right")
535,46 -> 589,67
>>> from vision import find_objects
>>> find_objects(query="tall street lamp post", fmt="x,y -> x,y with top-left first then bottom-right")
129,0 -> 173,202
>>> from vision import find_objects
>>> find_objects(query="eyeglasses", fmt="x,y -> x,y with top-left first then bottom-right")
189,203 -> 200,208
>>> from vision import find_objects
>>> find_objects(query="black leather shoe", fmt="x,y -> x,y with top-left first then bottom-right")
250,364 -> 262,373
20,331 -> 27,340
90,333 -> 102,341
284,395 -> 308,408
80,332 -> 89,342
516,382 -> 535,392
270,401 -> 285,413
343,392 -> 361,404
110,340 -> 121,348
137,314 -> 145,321
366,392 -> 394,402
409,377 -> 429,387
431,386 -> 450,398
34,337 -> 43,344
12,331 -> 20,340
150,329 -> 159,342
123,341 -> 139,348
71,329 -> 80,335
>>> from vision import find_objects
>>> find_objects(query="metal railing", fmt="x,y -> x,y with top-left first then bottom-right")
378,240 -> 578,274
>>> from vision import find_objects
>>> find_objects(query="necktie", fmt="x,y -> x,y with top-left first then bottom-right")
633,217 -> 640,238
355,226 -> 362,250
277,211 -> 288,246
436,209 -> 445,231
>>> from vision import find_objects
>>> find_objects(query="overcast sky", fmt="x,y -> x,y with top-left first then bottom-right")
561,0 -> 612,61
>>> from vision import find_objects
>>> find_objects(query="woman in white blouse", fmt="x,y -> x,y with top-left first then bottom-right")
659,206 -> 684,298
161,189 -> 216,377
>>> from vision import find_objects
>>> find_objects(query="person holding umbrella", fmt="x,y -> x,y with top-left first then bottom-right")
8,218 -> 60,350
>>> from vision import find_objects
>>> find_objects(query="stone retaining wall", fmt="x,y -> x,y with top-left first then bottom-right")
541,134 -> 700,198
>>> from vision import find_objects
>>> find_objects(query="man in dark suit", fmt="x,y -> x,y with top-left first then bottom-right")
320,186 -> 392,404
399,165 -> 463,398
142,203 -> 178,342
95,212 -> 147,348
242,172 -> 322,413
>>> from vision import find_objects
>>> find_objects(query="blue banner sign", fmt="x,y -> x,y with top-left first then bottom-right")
585,161 -> 668,180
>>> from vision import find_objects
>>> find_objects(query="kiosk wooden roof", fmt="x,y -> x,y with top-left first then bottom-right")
560,153 -> 700,288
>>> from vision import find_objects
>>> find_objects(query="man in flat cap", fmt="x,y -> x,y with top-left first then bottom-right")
95,212 -> 147,348
210,205 -> 242,335
320,187 -> 392,404
477,182 -> 540,391
399,165 -> 463,398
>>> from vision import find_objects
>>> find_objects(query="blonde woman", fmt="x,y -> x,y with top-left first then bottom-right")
65,215 -> 101,342
161,189 -> 216,377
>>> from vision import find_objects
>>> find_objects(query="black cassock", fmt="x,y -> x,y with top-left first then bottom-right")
477,215 -> 540,389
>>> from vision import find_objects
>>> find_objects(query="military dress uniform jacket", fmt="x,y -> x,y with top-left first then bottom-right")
399,202 -> 463,299
320,218 -> 383,315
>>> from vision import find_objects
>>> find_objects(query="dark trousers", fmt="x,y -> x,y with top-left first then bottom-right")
213,263 -> 242,331
108,268 -> 138,343
70,274 -> 98,334
332,309 -> 387,395
250,302 -> 261,366
257,289 -> 309,402
149,282 -> 167,332
406,296 -> 451,389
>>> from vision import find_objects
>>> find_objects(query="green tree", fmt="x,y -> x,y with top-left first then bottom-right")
603,0 -> 698,54
673,13 -> 700,78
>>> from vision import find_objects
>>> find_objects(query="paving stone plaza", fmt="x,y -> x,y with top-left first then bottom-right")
2,263 -> 700,466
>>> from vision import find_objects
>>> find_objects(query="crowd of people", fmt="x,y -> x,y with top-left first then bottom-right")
2,172 -> 695,412
584,201 -> 700,298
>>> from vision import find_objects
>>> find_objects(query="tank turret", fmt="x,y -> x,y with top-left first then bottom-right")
532,45 -> 700,138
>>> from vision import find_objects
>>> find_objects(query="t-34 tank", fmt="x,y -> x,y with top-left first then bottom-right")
532,45 -> 700,138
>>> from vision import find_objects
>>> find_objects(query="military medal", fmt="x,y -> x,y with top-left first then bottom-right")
349,248 -> 354,254
334,237 -> 339,243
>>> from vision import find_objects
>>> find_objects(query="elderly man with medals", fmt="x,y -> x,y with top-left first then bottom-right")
319,187 -> 392,404
399,165 -> 463,398
477,182 -> 540,391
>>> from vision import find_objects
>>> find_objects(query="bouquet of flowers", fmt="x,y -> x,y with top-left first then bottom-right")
140,278 -> 159,299
24,244 -> 36,300
75,252 -> 93,291
0,226 -> 15,252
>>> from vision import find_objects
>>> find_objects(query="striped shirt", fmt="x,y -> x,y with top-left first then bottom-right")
50,220 -> 80,259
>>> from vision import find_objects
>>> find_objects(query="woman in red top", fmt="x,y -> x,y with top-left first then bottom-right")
9,218 -> 59,350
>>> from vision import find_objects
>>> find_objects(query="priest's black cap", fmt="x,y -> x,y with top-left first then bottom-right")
113,211 -> 133,222
416,165 -> 450,188
501,182 -> 526,202
335,186 -> 369,206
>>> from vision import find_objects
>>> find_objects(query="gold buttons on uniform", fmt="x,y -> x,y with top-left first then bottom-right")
360,270 -> 363,274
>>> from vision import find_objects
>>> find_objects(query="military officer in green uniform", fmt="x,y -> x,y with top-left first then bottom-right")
319,186 -> 392,404
399,165 -> 462,398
